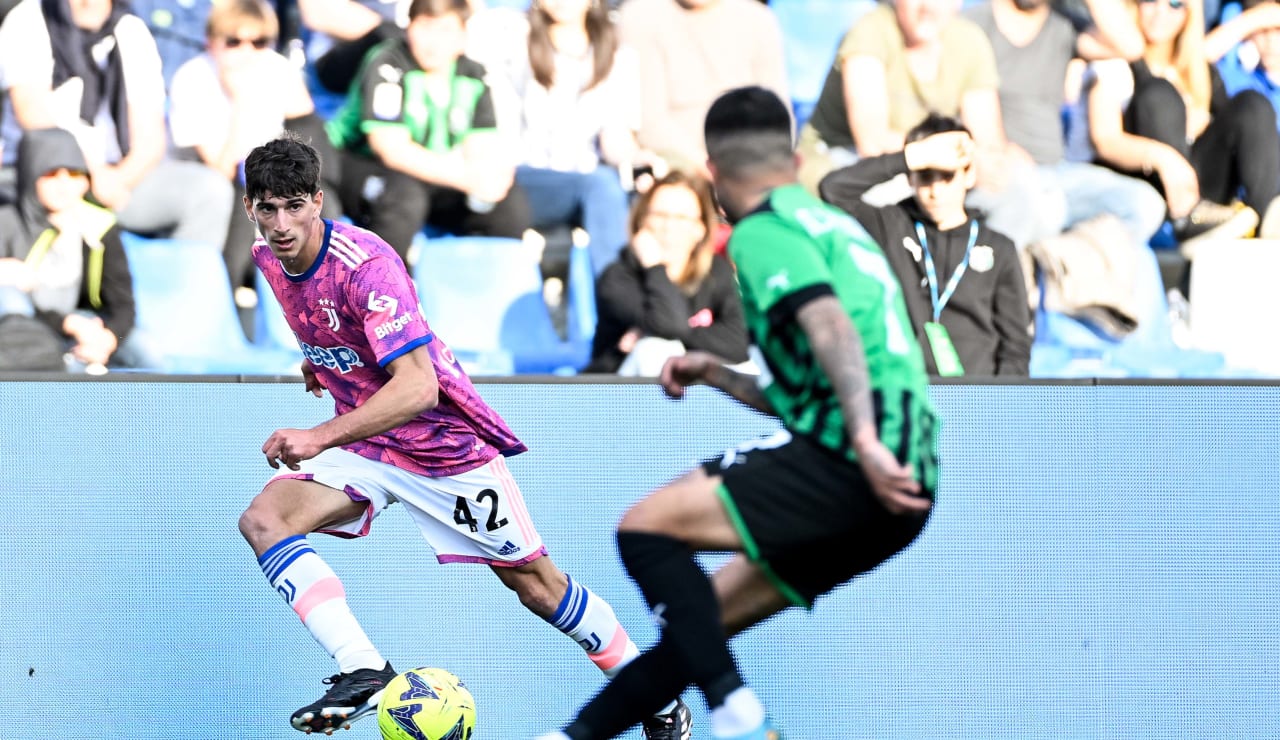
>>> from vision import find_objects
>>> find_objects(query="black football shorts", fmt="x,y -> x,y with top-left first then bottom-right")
702,430 -> 932,607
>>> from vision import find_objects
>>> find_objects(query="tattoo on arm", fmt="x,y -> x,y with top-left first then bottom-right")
711,364 -> 776,416
795,295 -> 876,440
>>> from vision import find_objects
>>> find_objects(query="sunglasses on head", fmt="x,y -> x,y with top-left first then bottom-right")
1138,0 -> 1187,10
225,36 -> 272,49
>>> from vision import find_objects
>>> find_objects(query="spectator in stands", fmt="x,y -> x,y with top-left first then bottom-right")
586,170 -> 748,375
1210,0 -> 1280,122
0,0 -> 233,253
328,0 -> 530,264
0,0 -> 24,198
0,127 -> 152,371
169,0 -> 344,294
1206,0 -> 1280,235
617,0 -> 788,174
798,0 -> 1002,193
821,114 -> 1031,377
482,0 -> 664,277
796,0 -> 1048,249
1074,0 -> 1279,256
964,0 -> 1167,258
297,0 -> 405,94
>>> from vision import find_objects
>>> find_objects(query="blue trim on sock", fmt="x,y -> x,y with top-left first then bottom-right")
260,540 -> 312,578
258,535 -> 314,583
257,534 -> 307,565
551,575 -> 577,626
552,576 -> 589,630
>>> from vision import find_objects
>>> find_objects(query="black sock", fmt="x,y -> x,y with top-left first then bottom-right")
565,640 -> 688,739
617,531 -> 742,702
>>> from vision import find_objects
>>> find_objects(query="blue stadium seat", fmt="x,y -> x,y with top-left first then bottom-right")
771,0 -> 877,126
305,63 -> 348,121
122,232 -> 303,375
412,235 -> 591,375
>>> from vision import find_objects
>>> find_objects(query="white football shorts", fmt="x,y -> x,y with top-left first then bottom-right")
270,447 -> 546,567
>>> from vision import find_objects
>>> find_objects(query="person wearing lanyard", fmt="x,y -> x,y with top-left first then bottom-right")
818,113 -> 1032,376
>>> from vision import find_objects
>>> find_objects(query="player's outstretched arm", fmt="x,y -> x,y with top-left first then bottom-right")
660,351 -> 776,415
795,295 -> 930,516
263,347 -> 439,470
312,346 -> 439,447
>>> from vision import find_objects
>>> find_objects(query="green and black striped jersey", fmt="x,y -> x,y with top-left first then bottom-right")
728,184 -> 939,491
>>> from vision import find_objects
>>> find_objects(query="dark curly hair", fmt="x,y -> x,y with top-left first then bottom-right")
243,132 -> 321,202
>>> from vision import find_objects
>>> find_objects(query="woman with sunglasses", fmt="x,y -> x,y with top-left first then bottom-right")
1075,0 -> 1280,255
168,0 -> 342,295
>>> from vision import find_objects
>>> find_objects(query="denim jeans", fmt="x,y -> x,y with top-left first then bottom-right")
972,160 -> 1166,249
515,165 -> 630,276
0,286 -> 34,316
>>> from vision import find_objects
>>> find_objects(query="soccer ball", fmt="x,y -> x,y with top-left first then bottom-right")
377,667 -> 476,740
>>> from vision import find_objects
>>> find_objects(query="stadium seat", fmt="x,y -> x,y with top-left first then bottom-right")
771,0 -> 877,126
412,235 -> 592,375
121,232 -> 303,375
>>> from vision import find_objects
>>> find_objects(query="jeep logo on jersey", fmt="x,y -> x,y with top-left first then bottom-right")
368,291 -> 398,314
300,342 -> 365,373
374,310 -> 416,339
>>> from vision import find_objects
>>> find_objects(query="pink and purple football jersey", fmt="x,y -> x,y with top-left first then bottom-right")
253,219 -> 527,476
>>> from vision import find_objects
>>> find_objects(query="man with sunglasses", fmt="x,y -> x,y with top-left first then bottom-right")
169,0 -> 342,296
821,113 -> 1031,377
0,0 -> 233,253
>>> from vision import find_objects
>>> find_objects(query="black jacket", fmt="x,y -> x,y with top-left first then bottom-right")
587,246 -> 749,373
0,127 -> 136,341
820,152 -> 1031,376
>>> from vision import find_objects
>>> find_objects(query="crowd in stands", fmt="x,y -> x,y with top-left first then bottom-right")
0,0 -> 1277,377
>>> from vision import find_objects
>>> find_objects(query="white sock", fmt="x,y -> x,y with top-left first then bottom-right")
548,575 -> 641,677
711,686 -> 766,737
258,535 -> 384,673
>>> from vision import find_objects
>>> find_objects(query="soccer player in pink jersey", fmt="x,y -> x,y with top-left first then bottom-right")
236,134 -> 691,738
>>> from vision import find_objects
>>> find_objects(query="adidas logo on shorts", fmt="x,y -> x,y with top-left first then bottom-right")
497,541 -> 520,556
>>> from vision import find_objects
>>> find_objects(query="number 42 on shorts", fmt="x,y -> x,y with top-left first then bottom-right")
452,489 -> 508,532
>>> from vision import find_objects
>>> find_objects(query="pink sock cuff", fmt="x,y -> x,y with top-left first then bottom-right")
587,624 -> 635,672
293,576 -> 346,623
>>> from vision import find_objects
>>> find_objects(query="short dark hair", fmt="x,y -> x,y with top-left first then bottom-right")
704,86 -> 794,177
243,132 -> 321,202
905,112 -> 970,146
408,0 -> 470,22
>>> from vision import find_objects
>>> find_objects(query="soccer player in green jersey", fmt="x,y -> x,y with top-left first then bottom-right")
535,86 -> 938,740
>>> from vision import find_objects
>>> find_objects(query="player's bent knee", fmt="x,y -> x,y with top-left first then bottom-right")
238,497 -> 284,548
497,561 -> 567,618
238,483 -> 304,548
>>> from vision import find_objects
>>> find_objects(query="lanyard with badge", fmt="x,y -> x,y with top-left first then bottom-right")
914,220 -> 977,377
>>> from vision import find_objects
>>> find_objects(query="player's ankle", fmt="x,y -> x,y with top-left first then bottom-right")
710,686 -> 765,736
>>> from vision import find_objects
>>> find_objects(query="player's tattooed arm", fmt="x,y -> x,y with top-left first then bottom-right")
798,294 -> 927,513
795,295 -> 875,443
660,351 -> 776,415
707,362 -> 775,415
